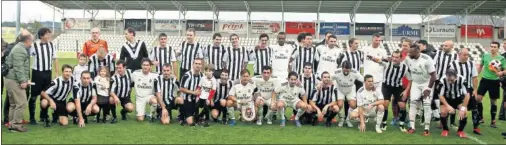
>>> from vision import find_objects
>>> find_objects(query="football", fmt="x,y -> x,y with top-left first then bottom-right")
489,59 -> 502,71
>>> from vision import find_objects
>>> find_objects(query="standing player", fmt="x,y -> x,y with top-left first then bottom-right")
316,35 -> 342,76
88,47 -> 115,78
39,65 -> 75,127
130,59 -> 159,122
149,33 -> 177,76
438,69 -> 470,138
403,45 -> 437,136
308,71 -> 339,127
476,41 -> 506,128
223,34 -> 249,81
274,71 -> 310,127
432,40 -> 458,123
251,66 -> 278,125
226,70 -> 257,126
210,70 -> 233,124
289,33 -> 319,75
350,75 -> 385,134
316,31 -> 334,47
29,27 -> 59,125
109,60 -> 135,121
203,33 -> 226,78
119,27 -> 149,71
155,63 -> 183,125
67,71 -> 100,127
363,34 -> 388,89
177,28 -> 204,79
332,61 -> 363,128
380,50 -> 409,131
250,34 -> 272,75
270,32 -> 293,79
179,58 -> 204,126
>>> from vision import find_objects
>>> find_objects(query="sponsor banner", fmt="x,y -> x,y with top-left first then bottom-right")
355,23 -> 385,35
391,24 -> 421,37
499,27 -> 504,39
319,22 -> 350,35
186,20 -> 213,31
64,18 -> 90,30
100,20 -> 120,31
460,25 -> 493,38
425,25 -> 456,37
218,21 -> 247,33
251,21 -> 281,34
154,20 -> 180,32
124,19 -> 151,31
285,22 -> 315,34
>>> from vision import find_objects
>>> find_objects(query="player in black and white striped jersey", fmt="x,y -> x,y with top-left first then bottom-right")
155,63 -> 182,125
308,71 -> 339,127
179,58 -> 204,126
88,47 -> 115,78
149,33 -> 177,76
28,27 -> 59,125
294,63 -> 319,122
223,34 -> 249,81
431,40 -> 459,122
210,69 -> 233,124
119,27 -> 149,71
379,50 -> 409,131
250,33 -> 272,75
289,33 -> 319,75
177,28 -> 204,79
67,71 -> 99,127
39,64 -> 75,127
203,33 -> 227,79
437,69 -> 470,138
109,60 -> 135,122
448,48 -> 481,135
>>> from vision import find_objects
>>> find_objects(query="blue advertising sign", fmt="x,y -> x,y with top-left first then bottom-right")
391,24 -> 421,37
319,22 -> 350,35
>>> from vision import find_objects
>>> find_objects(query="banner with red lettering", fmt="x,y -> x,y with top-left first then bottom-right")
251,21 -> 281,34
285,22 -> 315,35
460,25 -> 493,38
218,21 -> 247,34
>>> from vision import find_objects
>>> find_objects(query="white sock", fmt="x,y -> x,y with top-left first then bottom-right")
432,99 -> 441,118
280,108 -> 286,120
295,108 -> 305,120
339,107 -> 345,121
150,104 -> 157,117
228,107 -> 235,120
265,110 -> 274,120
423,100 -> 432,130
376,110 -> 384,126
409,101 -> 418,130
257,107 -> 264,121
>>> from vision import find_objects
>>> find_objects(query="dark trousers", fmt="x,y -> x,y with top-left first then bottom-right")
29,70 -> 52,121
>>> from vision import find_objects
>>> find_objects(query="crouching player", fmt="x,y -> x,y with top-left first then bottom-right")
308,71 -> 339,127
275,71 -> 311,127
350,75 -> 385,133
226,70 -> 258,126
438,69 -> 470,138
332,61 -> 364,128
40,65 -> 75,127
211,70 -> 233,124
67,71 -> 100,127
131,59 -> 159,121
155,63 -> 182,125
252,66 -> 278,125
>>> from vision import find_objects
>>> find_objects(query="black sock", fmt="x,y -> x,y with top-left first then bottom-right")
477,102 -> 483,119
382,109 -> 388,123
40,107 -> 48,120
221,107 -> 227,120
458,117 -> 467,131
491,104 -> 497,121
344,100 -> 349,119
450,114 -> 456,125
52,112 -> 57,122
102,105 -> 110,120
292,109 -> 297,117
472,109 -> 480,129
178,105 -> 184,120
399,109 -> 407,123
110,105 -> 117,118
441,116 -> 449,130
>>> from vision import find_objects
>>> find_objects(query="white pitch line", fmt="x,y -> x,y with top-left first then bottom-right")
450,127 -> 487,145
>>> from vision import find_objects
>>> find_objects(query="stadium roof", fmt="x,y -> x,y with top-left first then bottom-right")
41,0 -> 506,18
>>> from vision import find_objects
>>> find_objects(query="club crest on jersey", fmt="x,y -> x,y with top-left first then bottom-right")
248,89 -> 251,93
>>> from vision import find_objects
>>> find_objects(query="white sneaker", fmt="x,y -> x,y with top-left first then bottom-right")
256,119 -> 262,125
338,120 -> 344,127
376,125 -> 383,133
267,119 -> 272,125
346,120 -> 354,127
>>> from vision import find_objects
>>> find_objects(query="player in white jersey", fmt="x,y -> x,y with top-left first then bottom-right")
226,70 -> 258,126
363,34 -> 388,89
131,59 -> 159,121
252,66 -> 278,125
73,54 -> 88,84
274,72 -> 310,127
316,35 -> 342,77
403,46 -> 437,136
270,32 -> 293,79
350,74 -> 385,133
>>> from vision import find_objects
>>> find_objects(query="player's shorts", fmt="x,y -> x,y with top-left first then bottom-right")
477,78 -> 501,99
467,88 -> 476,110
445,96 -> 464,109
211,99 -> 226,110
236,101 -> 255,111
119,97 -> 132,107
316,104 -> 325,111
338,89 -> 356,100
183,99 -> 197,118
55,100 -> 68,117
381,84 -> 404,102
163,98 -> 177,112
279,98 -> 300,109
409,81 -> 430,102
135,95 -> 155,117
97,95 -> 109,105
257,97 -> 273,107
352,106 -> 377,119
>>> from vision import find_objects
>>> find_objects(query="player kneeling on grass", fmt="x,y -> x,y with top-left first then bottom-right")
350,74 -> 385,133
252,66 -> 278,125
40,65 -> 75,127
274,71 -> 310,127
195,64 -> 217,127
226,70 -> 258,126
131,59 -> 159,122
155,63 -> 182,125
67,71 -> 100,127
210,70 -> 233,124
438,69 -> 470,138
307,71 -> 339,127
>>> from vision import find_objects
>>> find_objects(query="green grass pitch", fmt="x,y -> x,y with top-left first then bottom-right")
1,58 -> 505,144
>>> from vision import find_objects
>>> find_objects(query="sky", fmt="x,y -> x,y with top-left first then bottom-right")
1,1 -> 446,23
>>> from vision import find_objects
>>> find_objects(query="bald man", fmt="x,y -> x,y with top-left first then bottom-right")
431,40 -> 458,123
82,28 -> 108,57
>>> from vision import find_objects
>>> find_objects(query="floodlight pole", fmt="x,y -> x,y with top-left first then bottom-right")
465,9 -> 468,44
350,1 -> 361,38
15,1 -> 20,35
146,11 -> 149,36
82,7 -> 86,35
53,6 -> 56,34
151,11 -> 155,36
317,0 -> 321,39
114,6 -> 117,36
281,1 -> 285,32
